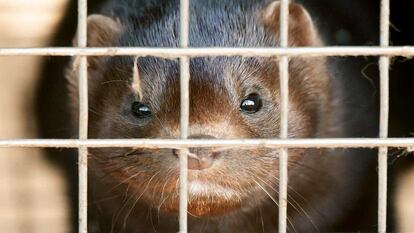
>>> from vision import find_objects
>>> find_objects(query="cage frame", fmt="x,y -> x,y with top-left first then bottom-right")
0,0 -> 406,232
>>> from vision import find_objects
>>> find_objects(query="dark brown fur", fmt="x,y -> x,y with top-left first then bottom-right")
64,1 -> 377,232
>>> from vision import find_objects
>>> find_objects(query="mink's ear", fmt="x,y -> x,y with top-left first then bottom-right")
70,14 -> 123,72
73,14 -> 123,47
262,1 -> 321,46
66,15 -> 123,120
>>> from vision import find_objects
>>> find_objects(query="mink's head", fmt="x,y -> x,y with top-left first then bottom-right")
67,1 -> 332,217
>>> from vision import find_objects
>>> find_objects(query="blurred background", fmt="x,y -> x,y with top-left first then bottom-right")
0,0 -> 69,232
0,0 -> 412,232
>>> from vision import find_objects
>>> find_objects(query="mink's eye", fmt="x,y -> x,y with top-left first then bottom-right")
240,93 -> 263,114
131,101 -> 152,118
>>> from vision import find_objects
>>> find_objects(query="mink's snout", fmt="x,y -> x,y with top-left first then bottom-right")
173,134 -> 218,170
188,147 -> 217,170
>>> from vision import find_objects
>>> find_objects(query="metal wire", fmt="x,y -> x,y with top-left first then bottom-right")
179,0 -> 190,232
378,0 -> 390,232
77,0 -> 88,232
2,138 -> 413,149
1,46 -> 414,57
278,0 -> 289,232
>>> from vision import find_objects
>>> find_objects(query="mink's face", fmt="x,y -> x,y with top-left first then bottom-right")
68,1 -> 330,217
86,55 -> 322,216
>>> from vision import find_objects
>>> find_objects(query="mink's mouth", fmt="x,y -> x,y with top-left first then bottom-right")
188,180 -> 239,198
162,179 -> 246,217
106,164 -> 256,217
98,147 -> 281,217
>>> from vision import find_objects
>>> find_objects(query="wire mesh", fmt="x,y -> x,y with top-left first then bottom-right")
0,0 -> 408,232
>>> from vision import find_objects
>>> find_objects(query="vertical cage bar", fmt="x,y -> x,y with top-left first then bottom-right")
179,0 -> 190,232
278,0 -> 289,232
77,0 -> 88,232
378,0 -> 390,232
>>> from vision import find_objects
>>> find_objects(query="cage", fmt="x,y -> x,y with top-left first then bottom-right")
0,0 -> 413,232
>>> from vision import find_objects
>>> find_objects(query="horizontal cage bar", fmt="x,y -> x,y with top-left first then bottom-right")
0,138 -> 413,149
0,46 -> 413,57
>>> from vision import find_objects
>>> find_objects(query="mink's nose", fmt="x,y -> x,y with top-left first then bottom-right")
187,147 -> 216,170
188,134 -> 217,170
173,134 -> 217,170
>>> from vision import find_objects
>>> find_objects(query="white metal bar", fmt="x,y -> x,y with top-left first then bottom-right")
1,138 -> 414,148
1,46 -> 414,57
380,1 -> 390,47
278,0 -> 289,232
77,0 -> 88,232
378,0 -> 390,231
179,0 -> 190,232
